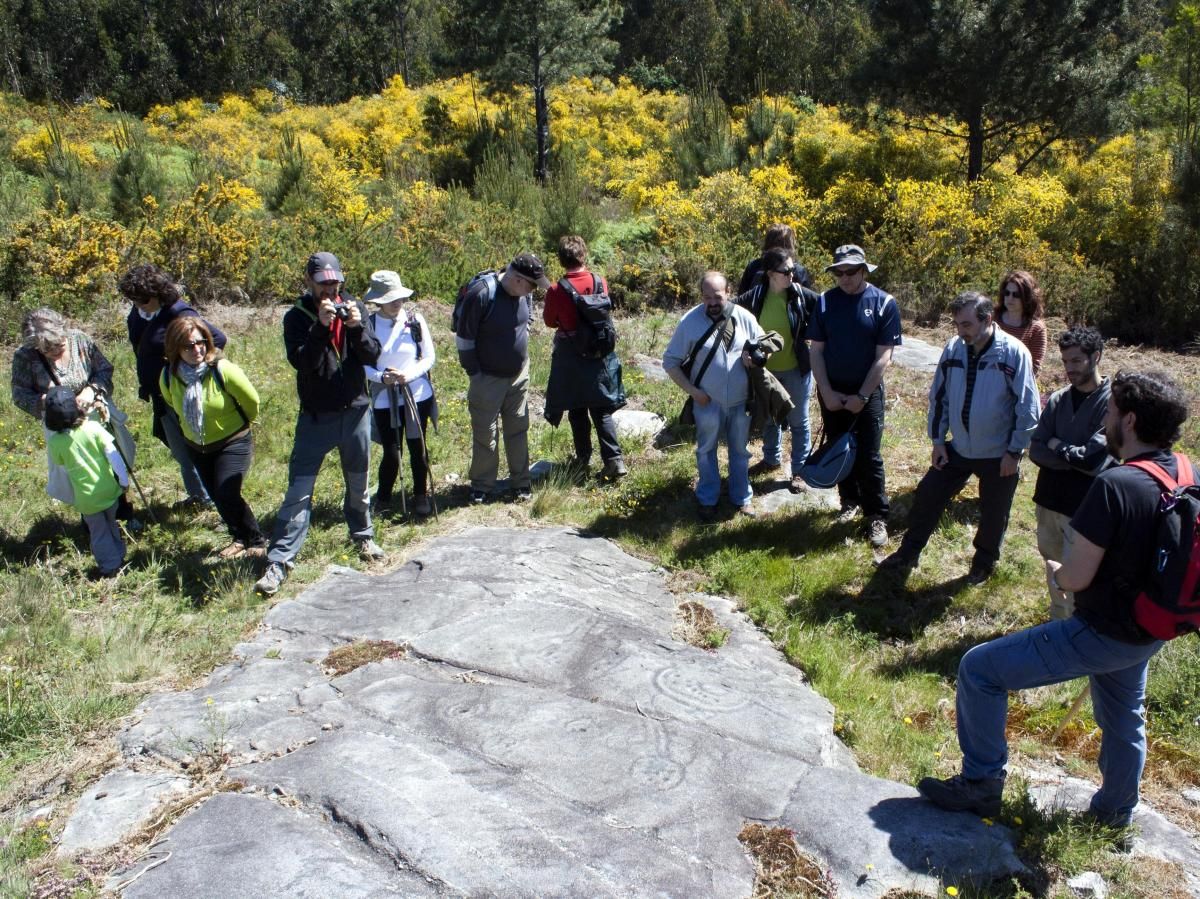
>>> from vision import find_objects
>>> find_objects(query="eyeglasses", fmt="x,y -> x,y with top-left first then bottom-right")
833,268 -> 863,277
184,338 -> 207,348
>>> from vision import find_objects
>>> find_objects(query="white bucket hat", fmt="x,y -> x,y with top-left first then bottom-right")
362,270 -> 415,304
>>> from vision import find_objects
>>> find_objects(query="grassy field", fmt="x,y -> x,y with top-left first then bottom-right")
2,299 -> 1199,898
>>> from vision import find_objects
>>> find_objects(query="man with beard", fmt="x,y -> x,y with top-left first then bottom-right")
1029,327 -> 1112,618
663,271 -> 765,520
918,370 -> 1192,847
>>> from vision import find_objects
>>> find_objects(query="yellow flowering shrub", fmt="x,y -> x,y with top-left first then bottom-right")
5,206 -> 129,301
11,127 -> 100,173
154,177 -> 263,301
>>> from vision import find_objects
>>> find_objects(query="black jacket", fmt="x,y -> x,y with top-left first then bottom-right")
283,291 -> 381,414
128,300 -> 227,403
735,278 -> 818,373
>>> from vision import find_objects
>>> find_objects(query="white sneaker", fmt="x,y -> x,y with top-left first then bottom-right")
255,562 -> 288,596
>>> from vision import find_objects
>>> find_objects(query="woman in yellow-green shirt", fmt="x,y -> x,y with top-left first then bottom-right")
160,317 -> 266,559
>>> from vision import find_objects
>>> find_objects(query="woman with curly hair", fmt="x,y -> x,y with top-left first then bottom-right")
996,270 -> 1048,378
122,263 -> 227,508
159,317 -> 265,558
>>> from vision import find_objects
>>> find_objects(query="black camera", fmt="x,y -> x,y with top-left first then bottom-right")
744,339 -> 769,368
332,300 -> 351,321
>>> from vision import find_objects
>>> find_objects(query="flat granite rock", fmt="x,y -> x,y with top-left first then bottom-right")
58,769 -> 190,855
99,527 -> 1023,897
893,336 -> 943,372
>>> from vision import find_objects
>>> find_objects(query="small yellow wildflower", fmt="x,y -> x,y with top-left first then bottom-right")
903,716 -> 913,725
946,888 -> 959,897
1013,816 -> 1023,825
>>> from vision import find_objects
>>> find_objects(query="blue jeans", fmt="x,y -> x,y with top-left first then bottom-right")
83,501 -> 124,574
267,406 -> 373,565
956,617 -> 1162,824
762,367 -> 812,469
694,401 -> 751,507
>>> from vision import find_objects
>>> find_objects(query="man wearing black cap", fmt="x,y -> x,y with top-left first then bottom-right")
455,253 -> 551,503
808,244 -> 902,548
255,251 -> 383,596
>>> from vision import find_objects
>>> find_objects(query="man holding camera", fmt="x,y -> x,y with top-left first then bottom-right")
256,251 -> 384,596
664,271 -> 765,521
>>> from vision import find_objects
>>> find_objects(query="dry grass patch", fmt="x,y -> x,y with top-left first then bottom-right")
674,600 -> 729,650
738,822 -> 838,898
322,640 -> 408,676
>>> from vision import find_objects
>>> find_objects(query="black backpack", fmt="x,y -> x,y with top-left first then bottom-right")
1125,452 -> 1200,641
450,270 -> 499,334
557,274 -> 616,358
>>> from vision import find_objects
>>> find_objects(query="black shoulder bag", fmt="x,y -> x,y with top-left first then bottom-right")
678,316 -> 732,426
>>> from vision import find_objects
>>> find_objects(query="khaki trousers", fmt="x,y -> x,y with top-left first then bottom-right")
1036,503 -> 1076,620
468,363 -> 530,492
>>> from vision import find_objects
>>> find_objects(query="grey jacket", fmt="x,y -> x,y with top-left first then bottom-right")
928,328 -> 1040,459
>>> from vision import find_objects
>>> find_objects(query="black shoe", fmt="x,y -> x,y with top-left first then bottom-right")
917,773 -> 1004,818
877,550 -> 916,572
1081,807 -> 1136,853
470,489 -> 489,505
966,564 -> 994,585
698,504 -> 719,523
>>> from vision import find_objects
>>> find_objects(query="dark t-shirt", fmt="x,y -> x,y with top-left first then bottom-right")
807,284 -> 902,391
1070,449 -> 1198,643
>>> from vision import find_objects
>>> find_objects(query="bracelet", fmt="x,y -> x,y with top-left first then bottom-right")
1050,571 -> 1065,593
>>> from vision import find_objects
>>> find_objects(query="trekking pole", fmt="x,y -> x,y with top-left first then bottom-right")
94,389 -> 156,523
388,384 -> 407,518
1050,684 -> 1091,744
402,383 -> 438,522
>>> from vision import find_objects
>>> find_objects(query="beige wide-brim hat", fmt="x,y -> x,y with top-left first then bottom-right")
362,270 -> 415,304
824,244 -> 878,273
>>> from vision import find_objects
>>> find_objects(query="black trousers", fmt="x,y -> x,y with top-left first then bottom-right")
188,432 -> 265,547
898,443 -> 1019,569
818,384 -> 888,518
375,397 -> 433,499
568,406 -> 622,465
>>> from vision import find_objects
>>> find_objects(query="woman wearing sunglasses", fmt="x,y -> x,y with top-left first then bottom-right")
160,318 -> 266,559
996,270 -> 1047,378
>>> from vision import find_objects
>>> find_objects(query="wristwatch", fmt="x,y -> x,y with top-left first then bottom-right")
856,393 -> 869,403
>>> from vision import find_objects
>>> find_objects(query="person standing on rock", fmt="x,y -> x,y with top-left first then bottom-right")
919,371 -> 1189,845
878,292 -> 1039,583
543,236 -> 627,482
663,271 -> 765,521
808,244 -> 902,547
255,252 -> 384,596
1029,326 -> 1112,619
736,247 -> 818,491
456,253 -> 551,504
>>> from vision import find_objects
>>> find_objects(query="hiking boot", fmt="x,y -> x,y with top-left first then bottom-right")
601,459 -> 628,480
1081,808 -> 1136,853
877,550 -> 916,572
868,517 -> 889,547
837,503 -> 861,523
243,543 -> 268,559
749,459 -> 782,476
736,502 -> 756,519
470,489 -> 489,505
255,562 -> 288,596
789,475 -> 809,494
513,488 -> 532,503
357,538 -> 386,561
917,773 -> 1004,818
217,540 -> 247,560
414,494 -> 432,516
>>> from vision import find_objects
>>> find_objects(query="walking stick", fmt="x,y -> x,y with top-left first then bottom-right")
402,382 -> 438,522
387,383 -> 407,518
94,389 -> 156,523
1050,684 -> 1091,744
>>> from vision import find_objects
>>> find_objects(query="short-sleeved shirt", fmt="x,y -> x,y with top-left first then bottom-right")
807,284 -> 902,390
1070,449 -> 1198,643
48,420 -> 122,516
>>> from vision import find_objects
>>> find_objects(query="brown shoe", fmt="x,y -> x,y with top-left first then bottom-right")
789,475 -> 809,494
243,544 -> 268,559
217,541 -> 246,559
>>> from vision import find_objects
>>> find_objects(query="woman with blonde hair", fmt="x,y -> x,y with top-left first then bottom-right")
160,317 -> 266,558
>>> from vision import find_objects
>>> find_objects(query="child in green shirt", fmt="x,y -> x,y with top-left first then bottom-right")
44,387 -> 128,576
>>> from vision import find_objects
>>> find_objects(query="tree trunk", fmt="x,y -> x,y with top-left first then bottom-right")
537,74 -> 549,184
967,107 -> 984,182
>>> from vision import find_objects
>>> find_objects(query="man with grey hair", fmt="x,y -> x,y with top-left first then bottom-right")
879,292 -> 1039,583
456,253 -> 551,504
